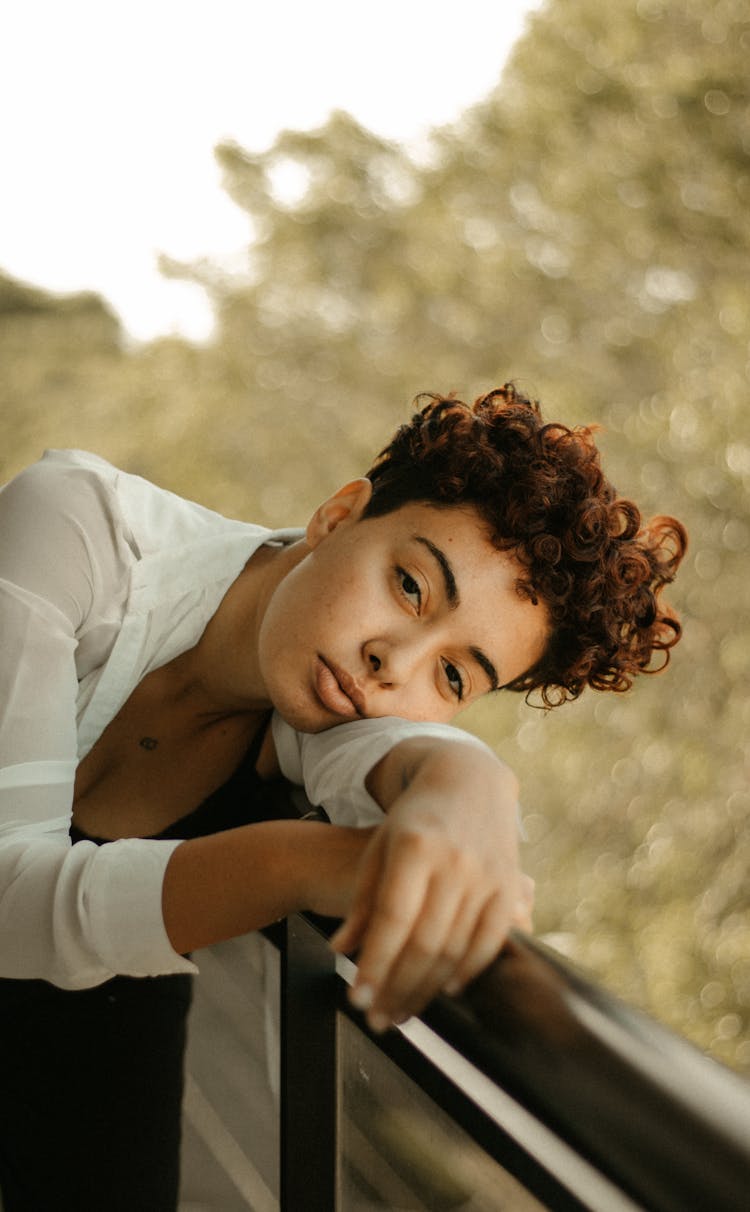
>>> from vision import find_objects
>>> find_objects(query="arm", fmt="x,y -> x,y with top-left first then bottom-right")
164,735 -> 526,1025
330,736 -> 526,1032
161,818 -> 374,954
1,455 -> 239,987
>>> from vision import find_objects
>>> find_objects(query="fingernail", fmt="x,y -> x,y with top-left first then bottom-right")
350,983 -> 374,1011
443,978 -> 462,997
368,1011 -> 390,1034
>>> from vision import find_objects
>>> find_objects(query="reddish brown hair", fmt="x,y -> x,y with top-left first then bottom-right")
364,385 -> 687,706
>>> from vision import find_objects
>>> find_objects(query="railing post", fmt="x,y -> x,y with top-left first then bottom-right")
279,914 -> 338,1212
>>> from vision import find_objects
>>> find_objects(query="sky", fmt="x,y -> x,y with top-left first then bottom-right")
1,1 -> 541,341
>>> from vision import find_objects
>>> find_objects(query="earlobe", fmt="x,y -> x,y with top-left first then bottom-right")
306,478 -> 373,547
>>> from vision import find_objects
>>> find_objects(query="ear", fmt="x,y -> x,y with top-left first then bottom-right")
306,478 -> 373,548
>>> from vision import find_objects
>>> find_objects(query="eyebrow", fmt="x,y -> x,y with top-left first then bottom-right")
470,646 -> 500,693
414,536 -> 459,605
412,535 -> 500,692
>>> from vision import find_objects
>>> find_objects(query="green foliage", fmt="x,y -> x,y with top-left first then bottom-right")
2,0 -> 749,1069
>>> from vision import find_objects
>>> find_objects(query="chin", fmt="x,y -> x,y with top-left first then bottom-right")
269,689 -> 331,735
277,696 -> 362,735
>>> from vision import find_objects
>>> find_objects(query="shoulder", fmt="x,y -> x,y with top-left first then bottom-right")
2,448 -> 256,560
0,450 -> 131,625
0,449 -> 134,554
1,447 -> 115,511
0,448 -> 140,564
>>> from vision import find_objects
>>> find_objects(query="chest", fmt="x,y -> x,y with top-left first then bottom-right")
72,665 -> 278,840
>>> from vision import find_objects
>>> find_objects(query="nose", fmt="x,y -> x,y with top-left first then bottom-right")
364,636 -> 430,687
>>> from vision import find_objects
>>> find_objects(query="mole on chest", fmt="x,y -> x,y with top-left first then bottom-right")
73,688 -> 265,839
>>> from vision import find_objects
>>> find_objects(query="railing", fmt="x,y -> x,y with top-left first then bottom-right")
183,910 -> 750,1212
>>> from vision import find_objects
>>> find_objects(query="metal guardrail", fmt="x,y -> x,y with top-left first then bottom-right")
264,912 -> 750,1212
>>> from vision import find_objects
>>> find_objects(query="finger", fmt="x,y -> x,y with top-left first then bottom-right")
329,832 -> 385,956
367,872 -> 468,1025
350,834 -> 435,1011
378,877 -> 502,1024
510,899 -> 533,933
329,909 -> 367,956
517,873 -> 535,914
510,873 -> 535,932
442,890 -> 513,997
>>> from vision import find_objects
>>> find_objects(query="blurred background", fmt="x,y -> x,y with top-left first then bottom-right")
2,0 -> 749,1073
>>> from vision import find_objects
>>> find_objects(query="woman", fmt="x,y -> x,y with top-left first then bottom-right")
0,385 -> 686,1210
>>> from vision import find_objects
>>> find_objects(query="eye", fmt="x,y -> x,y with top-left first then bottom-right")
442,660 -> 464,701
397,567 -> 422,611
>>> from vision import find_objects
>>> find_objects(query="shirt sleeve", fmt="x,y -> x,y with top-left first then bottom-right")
272,713 -> 493,827
0,456 -> 196,987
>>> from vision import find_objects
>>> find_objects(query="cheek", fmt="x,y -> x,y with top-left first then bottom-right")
309,556 -> 381,629
260,544 -> 389,688
259,559 -> 356,661
257,570 -> 310,679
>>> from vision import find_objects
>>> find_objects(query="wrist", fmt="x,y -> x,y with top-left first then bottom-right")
369,735 -> 518,814
295,823 -> 373,920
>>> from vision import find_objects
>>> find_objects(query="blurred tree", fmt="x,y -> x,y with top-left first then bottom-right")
0,272 -> 261,514
2,0 -> 749,1069
0,271 -> 122,469
166,0 -> 750,1070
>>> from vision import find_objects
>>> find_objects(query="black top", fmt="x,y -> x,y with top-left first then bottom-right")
70,716 -> 327,847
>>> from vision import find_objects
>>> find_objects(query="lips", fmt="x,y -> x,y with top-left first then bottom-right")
314,656 -> 365,719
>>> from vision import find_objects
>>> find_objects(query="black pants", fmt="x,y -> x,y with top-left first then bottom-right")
0,735 -> 304,1210
0,971 -> 192,1212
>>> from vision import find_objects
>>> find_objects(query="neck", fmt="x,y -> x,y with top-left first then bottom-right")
181,536 -> 309,713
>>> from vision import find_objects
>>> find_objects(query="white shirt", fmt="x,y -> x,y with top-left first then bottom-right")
0,450 -> 486,989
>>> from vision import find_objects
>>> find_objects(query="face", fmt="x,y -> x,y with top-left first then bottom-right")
257,481 -> 550,733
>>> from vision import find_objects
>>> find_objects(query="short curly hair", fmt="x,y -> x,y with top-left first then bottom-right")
364,385 -> 687,707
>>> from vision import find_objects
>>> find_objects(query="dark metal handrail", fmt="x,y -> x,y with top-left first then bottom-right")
423,931 -> 750,1211
265,912 -> 750,1212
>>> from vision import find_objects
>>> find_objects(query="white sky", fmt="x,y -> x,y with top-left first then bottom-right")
1,0 -> 540,341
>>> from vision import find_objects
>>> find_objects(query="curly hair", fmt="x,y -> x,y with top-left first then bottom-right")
364,385 -> 687,707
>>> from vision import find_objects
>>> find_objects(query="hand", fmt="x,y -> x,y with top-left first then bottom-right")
329,740 -> 525,1032
512,873 -> 535,933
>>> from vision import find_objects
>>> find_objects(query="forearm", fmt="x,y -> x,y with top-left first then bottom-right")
162,818 -> 366,955
367,736 -> 519,839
